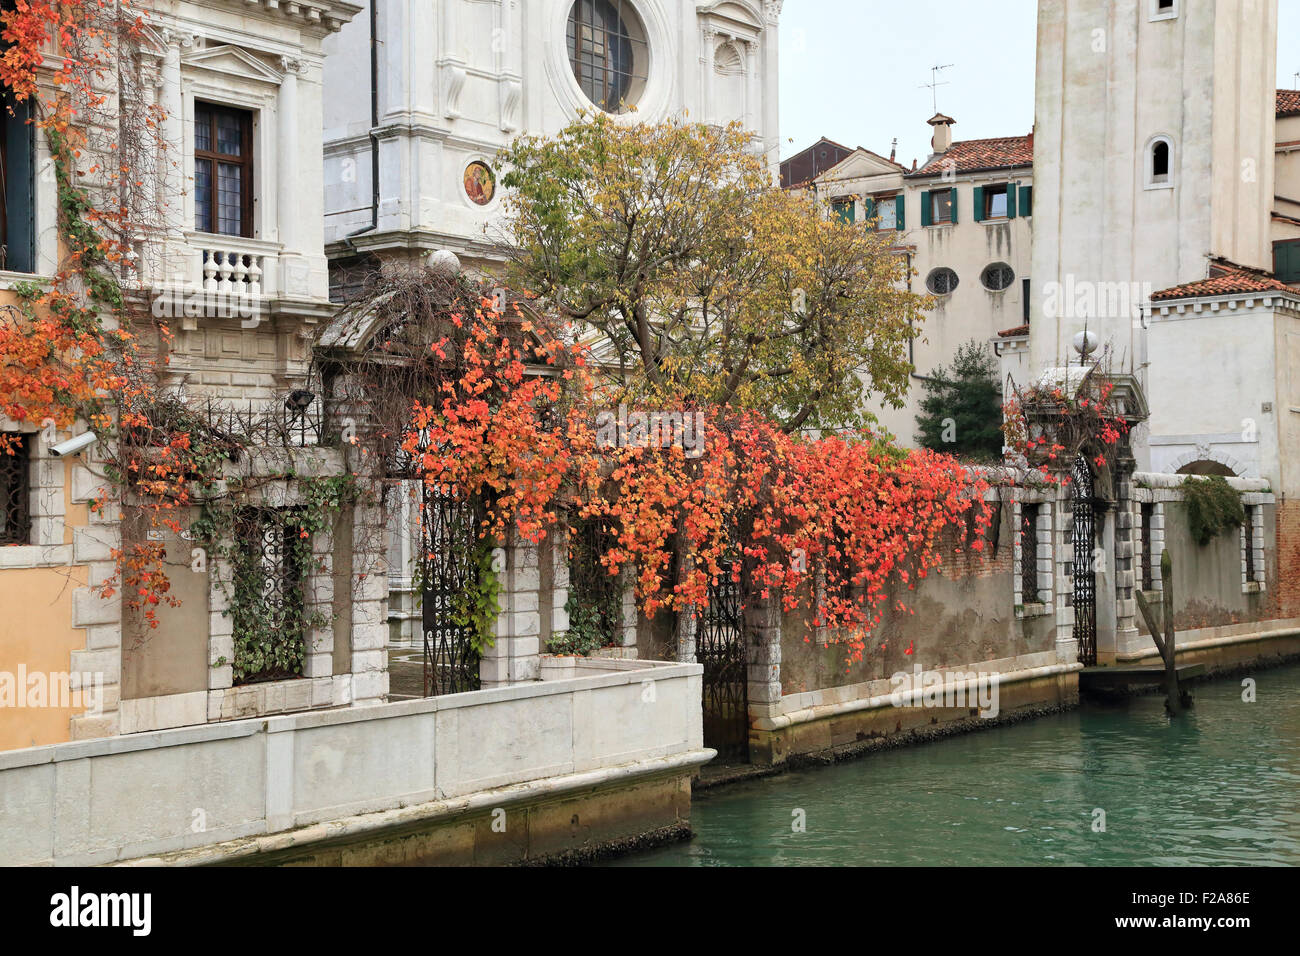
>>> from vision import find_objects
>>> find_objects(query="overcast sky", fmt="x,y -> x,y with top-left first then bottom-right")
778,0 -> 1300,166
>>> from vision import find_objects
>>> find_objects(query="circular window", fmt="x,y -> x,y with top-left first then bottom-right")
981,262 -> 1016,292
926,267 -> 959,295
566,1 -> 649,113
464,161 -> 496,205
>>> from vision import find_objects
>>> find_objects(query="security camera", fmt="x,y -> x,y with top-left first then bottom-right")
49,431 -> 98,458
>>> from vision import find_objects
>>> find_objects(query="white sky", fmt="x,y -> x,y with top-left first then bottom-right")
778,0 -> 1300,167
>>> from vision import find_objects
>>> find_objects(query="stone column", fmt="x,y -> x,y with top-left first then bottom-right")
349,500 -> 390,704
701,26 -> 716,125
745,591 -> 781,765
1053,484 -> 1078,663
480,529 -> 541,687
276,58 -> 304,297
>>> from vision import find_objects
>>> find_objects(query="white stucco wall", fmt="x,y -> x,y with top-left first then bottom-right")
1030,0 -> 1278,373
321,0 -> 781,259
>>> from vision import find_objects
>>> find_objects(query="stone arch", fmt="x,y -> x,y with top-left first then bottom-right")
1167,448 -> 1249,477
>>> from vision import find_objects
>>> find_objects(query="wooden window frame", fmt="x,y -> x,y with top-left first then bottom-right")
194,101 -> 254,238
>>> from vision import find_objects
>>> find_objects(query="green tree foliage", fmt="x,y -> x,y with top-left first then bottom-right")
499,114 -> 929,431
915,340 -> 1004,461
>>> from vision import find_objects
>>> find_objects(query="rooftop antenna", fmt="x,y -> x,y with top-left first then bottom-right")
920,63 -> 953,113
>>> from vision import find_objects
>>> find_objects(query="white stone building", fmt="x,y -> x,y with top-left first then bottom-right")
321,0 -> 783,276
1029,0 -> 1287,478
792,115 -> 1033,446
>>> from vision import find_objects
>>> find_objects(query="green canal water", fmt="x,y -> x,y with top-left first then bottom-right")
611,664 -> 1300,866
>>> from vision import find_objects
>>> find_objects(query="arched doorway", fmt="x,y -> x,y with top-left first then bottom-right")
1071,455 -> 1098,666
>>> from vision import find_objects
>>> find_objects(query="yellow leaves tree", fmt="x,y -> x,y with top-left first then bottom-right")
499,114 -> 928,431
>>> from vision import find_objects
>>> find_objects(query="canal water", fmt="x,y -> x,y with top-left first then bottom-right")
611,664 -> 1300,866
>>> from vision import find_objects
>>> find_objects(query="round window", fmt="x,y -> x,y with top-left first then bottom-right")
566,1 -> 649,113
981,262 -> 1015,292
926,267 -> 959,296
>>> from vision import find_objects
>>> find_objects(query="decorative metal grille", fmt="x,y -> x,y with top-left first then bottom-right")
421,483 -> 484,696
0,433 -> 31,546
1071,456 -> 1098,666
1244,506 -> 1257,582
232,508 -> 306,684
568,515 -> 622,647
698,548 -> 750,763
1140,503 -> 1154,590
1021,503 -> 1040,601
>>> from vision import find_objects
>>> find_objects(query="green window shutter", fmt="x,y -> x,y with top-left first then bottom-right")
863,197 -> 875,227
1019,184 -> 1033,216
1006,183 -> 1018,219
895,193 -> 905,230
973,186 -> 985,223
949,187 -> 958,224
921,190 -> 932,227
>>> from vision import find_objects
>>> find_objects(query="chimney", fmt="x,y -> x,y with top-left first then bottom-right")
889,138 -> 897,163
927,113 -> 955,154
1027,127 -> 1034,154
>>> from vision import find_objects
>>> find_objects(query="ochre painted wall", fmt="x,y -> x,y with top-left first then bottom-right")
0,565 -> 88,751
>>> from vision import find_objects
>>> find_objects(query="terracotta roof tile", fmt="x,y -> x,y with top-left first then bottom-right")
1279,89 -> 1300,118
1149,266 -> 1294,302
907,135 -> 1033,178
997,324 -> 1030,338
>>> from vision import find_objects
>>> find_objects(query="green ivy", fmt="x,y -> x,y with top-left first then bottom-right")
449,542 -> 501,656
191,474 -> 360,683
1182,475 -> 1245,546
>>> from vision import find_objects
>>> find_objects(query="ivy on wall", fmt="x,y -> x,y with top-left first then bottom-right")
1182,475 -> 1245,546
191,474 -> 360,683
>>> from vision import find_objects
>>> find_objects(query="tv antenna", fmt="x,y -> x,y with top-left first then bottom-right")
920,64 -> 953,113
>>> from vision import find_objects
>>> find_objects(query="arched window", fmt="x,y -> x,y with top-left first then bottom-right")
566,1 -> 649,113
1147,136 -> 1174,188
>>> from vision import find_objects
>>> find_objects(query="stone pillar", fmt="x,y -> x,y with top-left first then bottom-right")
745,593 -> 782,717
349,500 -> 390,704
1053,484 -> 1078,663
480,529 -> 541,687
276,58 -> 303,297
1112,471 -> 1140,664
618,569 -> 638,654
549,532 -> 570,641
701,27 -> 716,126
745,592 -> 782,764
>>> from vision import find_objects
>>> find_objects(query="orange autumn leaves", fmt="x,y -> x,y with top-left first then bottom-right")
403,300 -> 992,660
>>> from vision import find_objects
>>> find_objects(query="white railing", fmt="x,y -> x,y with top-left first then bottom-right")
201,248 -> 264,295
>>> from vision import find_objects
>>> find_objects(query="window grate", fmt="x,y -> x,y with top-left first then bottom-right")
1140,504 -> 1154,590
1021,503 -> 1039,601
0,432 -> 31,545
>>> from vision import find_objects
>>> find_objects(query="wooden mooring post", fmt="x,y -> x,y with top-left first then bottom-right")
1133,549 -> 1193,715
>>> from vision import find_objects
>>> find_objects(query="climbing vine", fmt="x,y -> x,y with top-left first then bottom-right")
1182,475 -> 1245,546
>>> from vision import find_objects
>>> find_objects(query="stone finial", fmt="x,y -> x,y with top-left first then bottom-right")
428,250 -> 461,276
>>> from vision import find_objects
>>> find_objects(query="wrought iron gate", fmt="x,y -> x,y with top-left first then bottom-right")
698,558 -> 750,762
421,484 -> 483,696
1071,455 -> 1098,666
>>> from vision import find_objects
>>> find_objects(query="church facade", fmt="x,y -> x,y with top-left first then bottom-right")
321,0 -> 783,277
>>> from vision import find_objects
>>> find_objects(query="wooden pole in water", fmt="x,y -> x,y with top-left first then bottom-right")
1133,549 -> 1186,715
